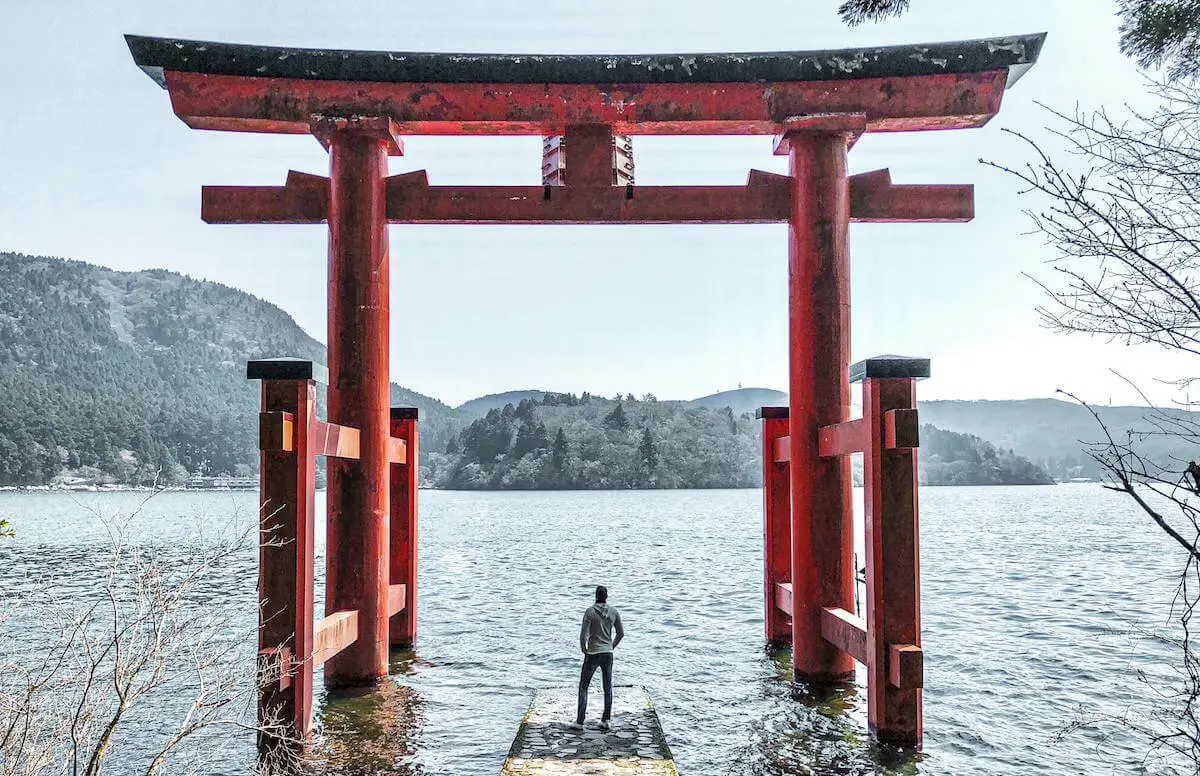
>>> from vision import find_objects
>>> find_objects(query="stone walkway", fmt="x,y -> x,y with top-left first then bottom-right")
500,686 -> 677,775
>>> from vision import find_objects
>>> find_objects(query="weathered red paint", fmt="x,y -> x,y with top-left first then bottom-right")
311,115 -> 405,156
775,582 -> 794,617
258,411 -> 295,452
884,408 -> 921,450
761,412 -> 791,645
820,606 -> 868,665
889,644 -> 924,690
323,123 -> 392,688
564,124 -> 619,185
863,376 -> 923,743
311,419 -> 361,459
389,410 -> 419,647
256,377 -> 316,744
817,418 -> 867,458
162,69 -> 1009,136
786,130 -> 856,682
313,610 -> 360,668
201,171 -> 972,225
773,113 -> 868,155
850,169 -> 974,223
387,583 -> 408,617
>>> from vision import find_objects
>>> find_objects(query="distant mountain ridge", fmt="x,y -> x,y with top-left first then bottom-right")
665,388 -> 1195,480
457,391 -> 546,417
688,388 -> 787,417
918,398 -> 1197,479
459,388 -> 790,420
0,252 -> 462,485
0,252 -> 1164,487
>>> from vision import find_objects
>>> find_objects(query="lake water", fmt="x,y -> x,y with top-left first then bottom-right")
0,486 -> 1188,774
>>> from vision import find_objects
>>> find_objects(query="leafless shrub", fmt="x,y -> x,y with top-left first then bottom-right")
0,493 -> 301,774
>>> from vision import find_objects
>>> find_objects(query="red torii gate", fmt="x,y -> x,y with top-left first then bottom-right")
127,31 -> 1043,749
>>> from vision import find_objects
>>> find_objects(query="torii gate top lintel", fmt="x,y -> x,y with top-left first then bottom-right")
126,32 -> 1045,136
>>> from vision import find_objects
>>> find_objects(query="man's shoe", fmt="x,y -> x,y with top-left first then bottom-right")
598,720 -> 610,731
568,722 -> 584,731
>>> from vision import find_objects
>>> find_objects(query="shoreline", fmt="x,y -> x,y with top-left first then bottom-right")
0,481 -> 1082,494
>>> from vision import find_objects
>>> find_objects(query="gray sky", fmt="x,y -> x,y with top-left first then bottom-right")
0,0 -> 1188,406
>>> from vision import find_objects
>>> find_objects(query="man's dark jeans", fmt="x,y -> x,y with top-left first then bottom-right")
576,652 -> 613,724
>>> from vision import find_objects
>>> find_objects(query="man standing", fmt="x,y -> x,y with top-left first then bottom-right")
571,585 -> 624,730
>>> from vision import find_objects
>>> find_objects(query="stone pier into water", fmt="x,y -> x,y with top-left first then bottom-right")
501,686 -> 676,775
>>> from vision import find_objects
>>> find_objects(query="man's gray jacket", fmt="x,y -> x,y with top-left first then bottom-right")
580,602 -> 623,654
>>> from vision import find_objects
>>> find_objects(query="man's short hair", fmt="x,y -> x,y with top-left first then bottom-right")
595,585 -> 608,603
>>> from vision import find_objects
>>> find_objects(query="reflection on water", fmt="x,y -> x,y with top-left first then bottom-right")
0,487 -> 1189,774
308,650 -> 427,775
735,647 -> 922,776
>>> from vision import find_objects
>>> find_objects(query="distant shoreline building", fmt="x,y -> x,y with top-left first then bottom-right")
186,474 -> 258,490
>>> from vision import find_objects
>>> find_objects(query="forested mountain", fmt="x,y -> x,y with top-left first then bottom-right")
920,424 -> 1053,486
0,253 -> 458,486
919,399 -> 1198,480
0,252 -> 1065,489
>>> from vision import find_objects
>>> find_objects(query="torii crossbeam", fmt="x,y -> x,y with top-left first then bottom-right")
126,30 -> 1045,751
202,162 -> 974,225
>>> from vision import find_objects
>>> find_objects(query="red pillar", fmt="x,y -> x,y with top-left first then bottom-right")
250,359 -> 320,745
389,408 -> 419,647
862,364 -> 925,744
785,130 -> 856,681
759,407 -> 792,645
318,117 -> 396,687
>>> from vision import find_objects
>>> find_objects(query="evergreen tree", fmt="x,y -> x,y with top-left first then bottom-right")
460,408 -> 514,463
603,403 -> 629,432
512,418 -> 552,458
543,392 -> 580,407
638,427 -> 658,473
838,0 -> 1200,80
532,421 -> 550,451
1120,0 -> 1200,79
552,427 -> 569,470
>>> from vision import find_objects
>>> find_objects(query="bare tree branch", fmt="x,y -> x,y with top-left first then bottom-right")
0,498 -> 302,775
998,80 -> 1200,766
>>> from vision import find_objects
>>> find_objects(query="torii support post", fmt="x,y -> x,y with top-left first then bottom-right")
857,356 -> 928,744
248,358 -> 419,751
782,120 -> 860,682
318,116 -> 400,687
758,406 -> 791,646
389,408 -> 419,647
249,358 -> 324,749
760,356 -> 928,744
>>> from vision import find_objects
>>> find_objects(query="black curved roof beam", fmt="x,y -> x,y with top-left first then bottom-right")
125,33 -> 1046,136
